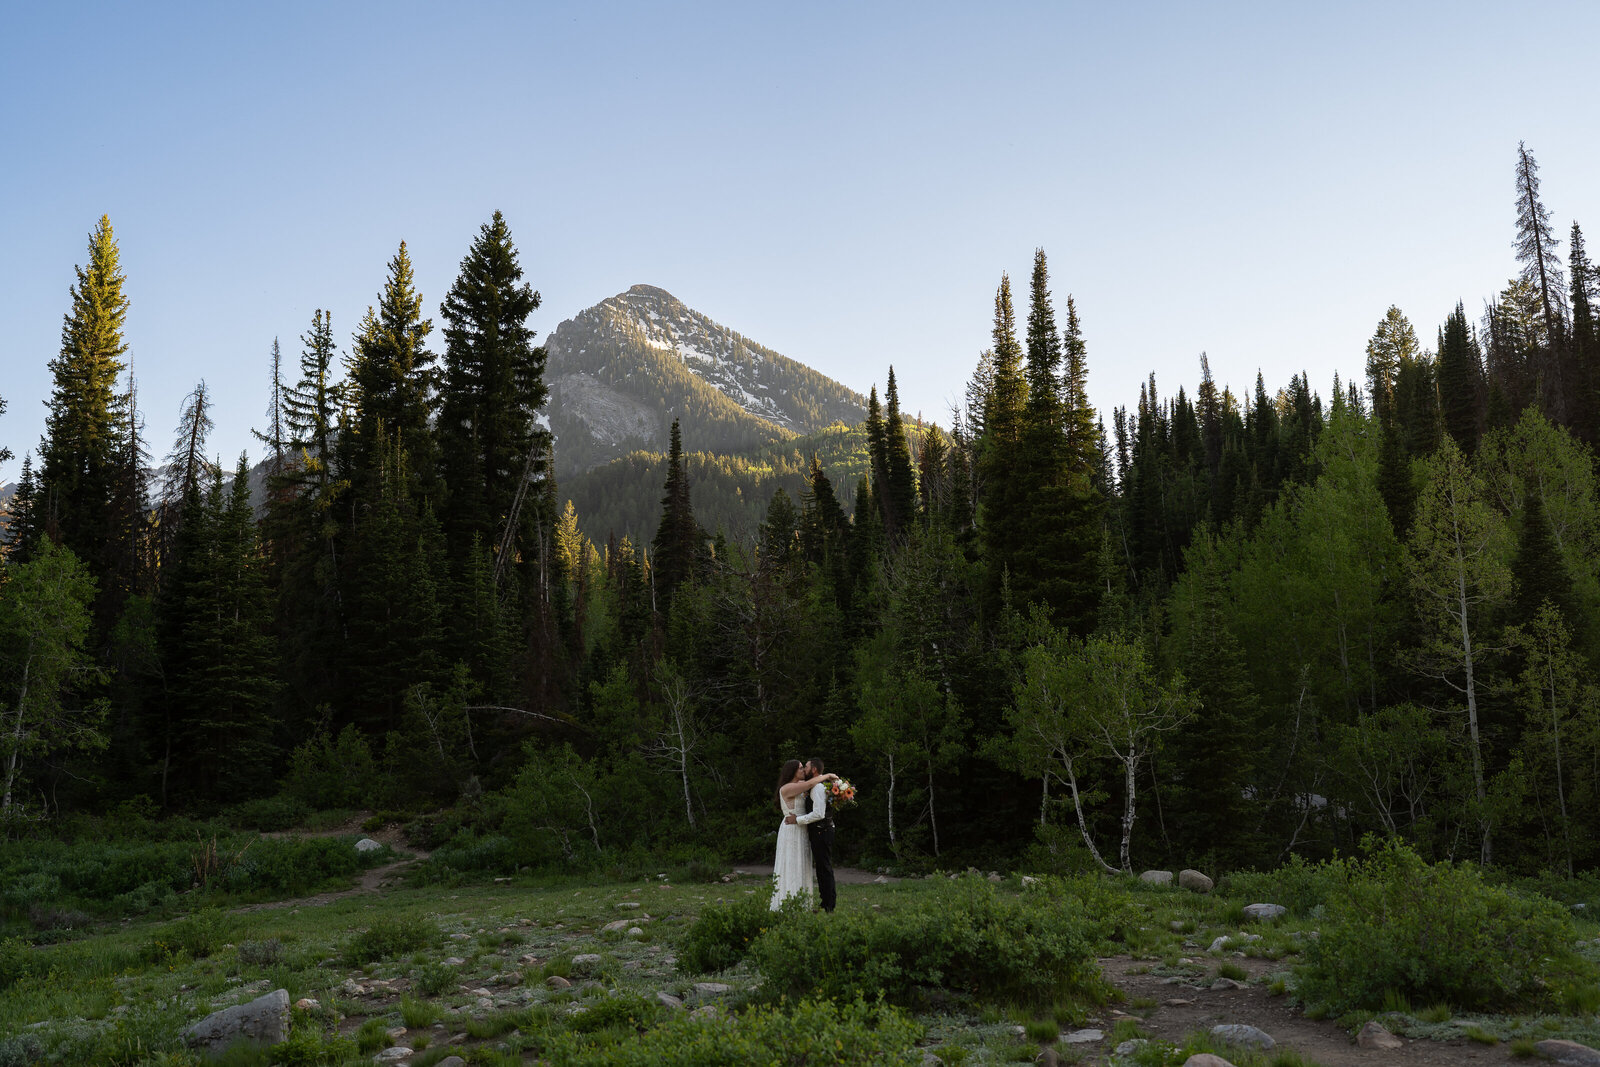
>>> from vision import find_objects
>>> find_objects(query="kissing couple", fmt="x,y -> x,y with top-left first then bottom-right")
770,757 -> 840,912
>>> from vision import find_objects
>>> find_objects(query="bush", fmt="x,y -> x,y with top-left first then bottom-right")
238,938 -> 285,968
0,938 -> 33,992
748,876 -> 1109,1009
225,837 -> 365,896
282,724 -> 378,810
568,992 -> 662,1034
1221,853 -> 1348,917
677,893 -> 776,973
541,996 -> 921,1065
222,795 -> 311,833
1296,838 -> 1593,1013
344,916 -> 437,965
151,908 -> 232,960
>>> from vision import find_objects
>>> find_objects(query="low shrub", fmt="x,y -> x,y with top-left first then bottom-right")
221,795 -> 311,833
541,996 -> 921,1065
413,961 -> 457,996
0,937 -> 33,991
344,916 -> 437,965
677,893 -> 775,973
238,938 -> 285,969
1221,853 -> 1349,917
568,992 -> 662,1034
748,875 -> 1109,1010
1296,838 -> 1593,1013
226,837 -> 365,896
157,908 -> 232,959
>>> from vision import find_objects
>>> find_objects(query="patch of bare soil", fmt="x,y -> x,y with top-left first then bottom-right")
1092,955 -> 1518,1066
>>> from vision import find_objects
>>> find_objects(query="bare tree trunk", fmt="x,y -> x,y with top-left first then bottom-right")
1061,756 -> 1118,875
927,764 -> 939,857
2,640 -> 35,816
1455,565 -> 1490,866
886,753 -> 896,845
1118,754 -> 1137,873
1545,657 -> 1573,877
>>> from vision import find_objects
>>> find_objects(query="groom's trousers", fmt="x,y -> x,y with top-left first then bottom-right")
810,822 -> 837,912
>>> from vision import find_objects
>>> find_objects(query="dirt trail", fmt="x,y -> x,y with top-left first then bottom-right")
1093,955 -> 1520,1066
233,818 -> 429,913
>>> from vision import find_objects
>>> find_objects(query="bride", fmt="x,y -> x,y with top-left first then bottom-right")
771,758 -> 836,910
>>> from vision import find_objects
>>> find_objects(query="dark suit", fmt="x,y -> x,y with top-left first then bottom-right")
802,784 -> 836,912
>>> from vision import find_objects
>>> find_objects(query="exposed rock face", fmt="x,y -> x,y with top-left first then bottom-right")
543,284 -> 865,477
183,988 -> 289,1054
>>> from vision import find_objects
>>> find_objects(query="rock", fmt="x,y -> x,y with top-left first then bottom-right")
450,932 -> 471,941
1035,1050 -> 1063,1067
1208,935 -> 1231,952
1182,1056 -> 1237,1067
656,991 -> 683,1008
1061,1028 -> 1103,1043
1020,875 -> 1037,886
1211,977 -> 1246,990
571,953 -> 603,974
435,1059 -> 466,1067
184,988 -> 290,1055
443,956 -> 466,966
293,998 -> 319,1010
616,901 -> 641,909
988,872 -> 1003,882
601,919 -> 633,932
354,838 -> 383,852
1357,1021 -> 1403,1050
1166,998 -> 1193,1006
1242,903 -> 1286,921
373,1049 -> 412,1062
874,875 -> 890,884
385,1026 -> 407,1039
1179,869 -> 1214,893
339,979 -> 367,996
1114,1039 -> 1149,1057
1210,1023 -> 1274,1050
1537,1040 -> 1600,1066
545,975 -> 571,989
1140,870 -> 1174,885
693,982 -> 732,998
627,927 -> 644,938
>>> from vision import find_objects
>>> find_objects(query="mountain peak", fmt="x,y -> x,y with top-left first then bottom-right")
542,288 -> 865,477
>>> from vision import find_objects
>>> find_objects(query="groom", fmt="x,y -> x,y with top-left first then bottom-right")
793,757 -> 837,912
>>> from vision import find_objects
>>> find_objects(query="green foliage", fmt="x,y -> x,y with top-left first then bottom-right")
1296,839 -> 1593,1013
541,996 -> 922,1065
281,725 -> 378,810
568,992 -> 662,1034
221,795 -> 311,833
342,915 -> 437,965
156,908 -> 231,959
748,876 -> 1108,1010
1221,854 -> 1349,917
677,893 -> 777,974
413,961 -> 456,996
236,938 -> 283,969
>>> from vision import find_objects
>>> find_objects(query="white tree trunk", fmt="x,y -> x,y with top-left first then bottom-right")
886,753 -> 896,844
2,638 -> 35,817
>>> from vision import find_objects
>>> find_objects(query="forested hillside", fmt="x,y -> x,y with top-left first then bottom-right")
4,144 -> 1600,882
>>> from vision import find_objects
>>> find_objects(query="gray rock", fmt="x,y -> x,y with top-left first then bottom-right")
184,988 -> 290,1055
571,953 -> 603,974
1139,870 -> 1174,885
1211,977 -> 1246,990
1061,1028 -> 1103,1043
1113,1038 -> 1149,1057
1178,869 -> 1214,893
1537,1040 -> 1600,1066
1181,1056 -> 1237,1067
435,1059 -> 466,1067
1357,1021 -> 1403,1049
656,991 -> 684,1008
354,838 -> 383,852
1210,1023 -> 1274,1050
373,1048 -> 412,1062
1242,903 -> 1286,921
627,927 -> 644,938
693,981 -> 732,998
545,975 -> 571,989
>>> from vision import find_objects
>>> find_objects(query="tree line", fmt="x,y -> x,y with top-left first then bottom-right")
3,143 -> 1599,878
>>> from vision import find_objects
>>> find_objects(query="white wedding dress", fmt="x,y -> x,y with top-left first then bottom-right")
770,791 -> 817,910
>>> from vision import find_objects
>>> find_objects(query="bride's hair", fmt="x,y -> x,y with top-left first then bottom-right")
776,758 -> 802,811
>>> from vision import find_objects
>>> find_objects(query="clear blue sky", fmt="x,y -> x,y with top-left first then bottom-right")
4,1 -> 1599,486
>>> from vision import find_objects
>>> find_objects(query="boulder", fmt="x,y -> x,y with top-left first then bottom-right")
545,975 -> 571,989
1179,869 -> 1214,893
435,1059 -> 466,1067
354,838 -> 383,852
1211,977 -> 1246,990
1210,1023 -> 1274,1050
1061,1028 -> 1103,1043
1356,1021 -> 1403,1049
571,953 -> 603,974
656,991 -> 684,1008
1242,903 -> 1286,921
1537,1040 -> 1600,1066
373,1049 -> 412,1062
1140,870 -> 1174,885
1182,1056 -> 1237,1067
693,982 -> 732,998
183,988 -> 290,1055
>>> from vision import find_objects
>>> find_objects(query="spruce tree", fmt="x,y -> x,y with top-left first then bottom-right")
1365,306 -> 1418,430
347,243 -> 439,506
1513,143 -> 1567,358
1568,223 -> 1600,444
864,386 -> 888,528
979,274 -> 1027,611
882,368 -> 916,542
651,419 -> 700,607
37,216 -> 132,610
1438,302 -> 1484,453
437,212 -> 549,566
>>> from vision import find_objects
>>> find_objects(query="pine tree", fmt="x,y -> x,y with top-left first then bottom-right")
1061,296 -> 1096,472
1365,306 -> 1418,430
882,368 -> 916,541
1511,491 -> 1578,631
651,419 -> 700,607
1568,223 -> 1600,444
864,386 -> 888,527
979,274 -> 1027,610
1438,302 -> 1484,453
346,243 -> 439,506
1513,142 -> 1567,358
437,212 -> 550,566
37,216 -> 132,612
6,456 -> 37,560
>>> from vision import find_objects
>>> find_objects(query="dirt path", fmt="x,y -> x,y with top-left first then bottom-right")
234,819 -> 430,913
1093,955 -> 1519,1066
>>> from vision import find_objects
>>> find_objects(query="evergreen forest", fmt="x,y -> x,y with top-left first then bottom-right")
7,143 -> 1600,885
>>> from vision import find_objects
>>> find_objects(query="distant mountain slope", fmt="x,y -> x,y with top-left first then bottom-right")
562,422 -> 873,547
544,284 -> 866,478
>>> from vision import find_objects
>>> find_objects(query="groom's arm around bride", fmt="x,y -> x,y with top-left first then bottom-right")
794,758 -> 837,913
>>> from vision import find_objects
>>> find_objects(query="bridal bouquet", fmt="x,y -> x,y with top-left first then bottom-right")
826,778 -> 857,807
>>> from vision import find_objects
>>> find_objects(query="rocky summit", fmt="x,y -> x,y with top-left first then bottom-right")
543,284 -> 865,476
